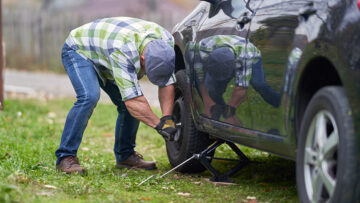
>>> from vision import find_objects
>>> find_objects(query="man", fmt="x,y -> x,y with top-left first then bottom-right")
55,17 -> 177,174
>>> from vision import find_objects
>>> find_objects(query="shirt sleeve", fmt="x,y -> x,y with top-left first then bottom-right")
164,72 -> 176,86
235,41 -> 261,88
110,51 -> 143,101
159,26 -> 175,48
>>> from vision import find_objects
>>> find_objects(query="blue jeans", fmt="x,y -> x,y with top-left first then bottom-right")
55,43 -> 139,164
250,58 -> 281,108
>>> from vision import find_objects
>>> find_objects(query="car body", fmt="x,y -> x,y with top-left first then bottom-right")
166,0 -> 360,202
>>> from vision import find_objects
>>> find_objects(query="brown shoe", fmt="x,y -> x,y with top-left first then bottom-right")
56,156 -> 87,174
115,152 -> 157,170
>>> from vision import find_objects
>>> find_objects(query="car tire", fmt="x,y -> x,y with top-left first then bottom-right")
165,70 -> 214,173
296,86 -> 359,203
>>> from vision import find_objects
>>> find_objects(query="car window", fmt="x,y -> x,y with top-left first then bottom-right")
248,0 -> 264,12
254,0 -> 311,15
208,0 -> 250,19
201,0 -> 253,30
230,0 -> 250,18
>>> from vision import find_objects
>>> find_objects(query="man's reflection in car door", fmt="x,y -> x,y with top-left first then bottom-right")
190,34 -> 284,127
184,0 -> 307,132
195,36 -> 249,126
184,0 -> 278,127
185,0 -> 252,127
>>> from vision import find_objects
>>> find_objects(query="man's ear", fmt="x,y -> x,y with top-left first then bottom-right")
140,54 -> 146,69
140,54 -> 145,62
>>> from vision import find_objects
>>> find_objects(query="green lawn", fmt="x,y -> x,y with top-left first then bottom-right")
0,99 -> 298,202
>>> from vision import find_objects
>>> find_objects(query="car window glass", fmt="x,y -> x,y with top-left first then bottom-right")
254,0 -> 310,15
230,0 -> 249,18
204,8 -> 233,26
248,0 -> 264,12
220,0 -> 249,18
208,0 -> 250,19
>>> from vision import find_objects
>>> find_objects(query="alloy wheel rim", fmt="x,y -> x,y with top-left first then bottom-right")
304,110 -> 338,202
172,97 -> 184,149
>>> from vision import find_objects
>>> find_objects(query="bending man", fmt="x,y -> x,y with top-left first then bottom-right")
55,17 -> 177,174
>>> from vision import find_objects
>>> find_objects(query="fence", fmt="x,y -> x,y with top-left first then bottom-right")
3,2 -> 187,72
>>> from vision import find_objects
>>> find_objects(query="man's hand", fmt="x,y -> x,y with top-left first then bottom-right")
155,115 -> 177,141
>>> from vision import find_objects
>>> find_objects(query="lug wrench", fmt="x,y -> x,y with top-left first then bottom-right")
138,154 -> 201,186
138,141 -> 219,186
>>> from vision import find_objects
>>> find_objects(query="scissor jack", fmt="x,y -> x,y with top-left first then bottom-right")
138,140 -> 251,186
197,140 -> 250,182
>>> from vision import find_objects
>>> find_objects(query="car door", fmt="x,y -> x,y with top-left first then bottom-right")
246,0 -> 310,135
188,0 -> 254,128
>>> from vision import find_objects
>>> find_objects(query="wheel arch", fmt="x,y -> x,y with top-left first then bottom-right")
295,56 -> 343,137
174,44 -> 186,101
174,44 -> 186,73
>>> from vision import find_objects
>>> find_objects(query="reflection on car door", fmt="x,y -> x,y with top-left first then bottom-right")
247,0 -> 309,135
187,0 -> 254,128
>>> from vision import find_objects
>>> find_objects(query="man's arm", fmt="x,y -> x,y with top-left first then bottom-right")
200,84 -> 216,116
158,85 -> 175,116
124,96 -> 160,128
228,86 -> 247,108
125,91 -> 177,141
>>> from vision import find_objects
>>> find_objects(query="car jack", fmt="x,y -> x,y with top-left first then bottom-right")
138,140 -> 250,186
197,140 -> 250,182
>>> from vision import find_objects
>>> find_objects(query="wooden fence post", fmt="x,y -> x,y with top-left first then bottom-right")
0,0 -> 3,111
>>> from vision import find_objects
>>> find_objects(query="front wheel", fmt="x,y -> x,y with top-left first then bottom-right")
296,86 -> 359,203
165,70 -> 214,173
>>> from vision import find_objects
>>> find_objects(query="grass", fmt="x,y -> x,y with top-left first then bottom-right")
0,99 -> 298,202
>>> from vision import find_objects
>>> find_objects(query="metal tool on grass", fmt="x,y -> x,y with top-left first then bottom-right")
138,140 -> 252,185
137,154 -> 199,186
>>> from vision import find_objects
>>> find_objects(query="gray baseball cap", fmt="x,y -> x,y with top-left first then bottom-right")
205,47 -> 235,81
144,39 -> 175,86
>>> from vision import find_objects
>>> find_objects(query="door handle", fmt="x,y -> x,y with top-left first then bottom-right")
299,2 -> 317,20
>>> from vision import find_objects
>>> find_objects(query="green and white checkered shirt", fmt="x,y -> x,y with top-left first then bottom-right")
65,17 -> 176,101
194,35 -> 261,87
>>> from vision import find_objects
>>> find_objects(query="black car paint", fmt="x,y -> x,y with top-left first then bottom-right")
172,0 -> 360,161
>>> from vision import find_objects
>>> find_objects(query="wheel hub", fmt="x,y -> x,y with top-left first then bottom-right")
172,97 -> 184,147
304,110 -> 338,202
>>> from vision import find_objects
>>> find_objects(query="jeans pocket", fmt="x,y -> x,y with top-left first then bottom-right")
62,50 -> 80,71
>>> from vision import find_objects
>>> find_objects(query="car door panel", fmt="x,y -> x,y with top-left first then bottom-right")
247,0 -> 310,136
186,0 -> 255,129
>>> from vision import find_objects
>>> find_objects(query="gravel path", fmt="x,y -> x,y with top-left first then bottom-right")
4,69 -> 160,107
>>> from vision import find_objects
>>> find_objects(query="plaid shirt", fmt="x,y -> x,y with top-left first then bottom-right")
194,35 -> 261,87
65,17 -> 176,101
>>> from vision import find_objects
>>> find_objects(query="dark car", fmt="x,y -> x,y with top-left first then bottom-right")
165,0 -> 360,202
